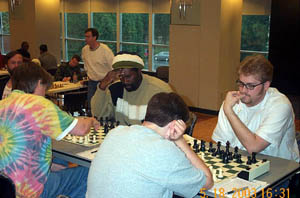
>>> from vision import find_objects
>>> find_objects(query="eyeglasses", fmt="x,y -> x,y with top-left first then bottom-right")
236,80 -> 265,90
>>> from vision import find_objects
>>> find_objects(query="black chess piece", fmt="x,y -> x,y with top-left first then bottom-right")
104,123 -> 109,134
208,142 -> 213,152
99,117 -> 104,126
193,139 -> 198,150
222,153 -> 229,164
116,121 -> 120,126
216,141 -> 221,155
233,146 -> 239,159
236,154 -> 243,163
251,152 -> 257,163
247,156 -> 252,165
200,140 -> 206,152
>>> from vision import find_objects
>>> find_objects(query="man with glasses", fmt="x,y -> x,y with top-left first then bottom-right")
212,55 -> 299,162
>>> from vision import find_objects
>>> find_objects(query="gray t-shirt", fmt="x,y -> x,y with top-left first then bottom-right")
87,125 -> 206,198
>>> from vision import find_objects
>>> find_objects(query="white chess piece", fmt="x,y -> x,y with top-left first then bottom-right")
201,152 -> 205,160
78,137 -> 83,143
92,135 -> 97,144
66,134 -> 72,140
218,168 -> 223,179
213,169 -> 218,182
84,136 -> 89,145
72,136 -> 77,143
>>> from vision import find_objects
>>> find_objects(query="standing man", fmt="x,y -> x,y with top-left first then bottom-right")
91,51 -> 172,126
81,28 -> 114,113
212,55 -> 299,162
39,44 -> 58,76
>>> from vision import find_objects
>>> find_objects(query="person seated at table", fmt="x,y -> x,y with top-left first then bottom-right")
39,44 -> 58,76
91,51 -> 172,125
55,54 -> 83,82
0,62 -> 99,198
1,51 -> 23,99
212,54 -> 299,162
87,92 -> 213,198
16,41 -> 31,62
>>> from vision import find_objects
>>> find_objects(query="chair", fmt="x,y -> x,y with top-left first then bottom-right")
185,112 -> 198,136
63,90 -> 88,116
0,171 -> 16,198
0,75 -> 10,99
156,66 -> 169,82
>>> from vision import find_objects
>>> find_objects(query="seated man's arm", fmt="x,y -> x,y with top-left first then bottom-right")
69,117 -> 100,136
170,120 -> 213,189
222,91 -> 272,154
91,70 -> 121,119
54,66 -> 64,81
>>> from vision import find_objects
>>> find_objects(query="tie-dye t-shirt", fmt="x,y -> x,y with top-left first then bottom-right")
0,90 -> 77,198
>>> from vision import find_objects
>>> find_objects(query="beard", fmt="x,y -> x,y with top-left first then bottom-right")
7,67 -> 15,76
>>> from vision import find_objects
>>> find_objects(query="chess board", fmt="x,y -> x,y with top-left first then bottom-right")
62,127 -> 107,147
183,135 -> 270,183
62,118 -> 120,147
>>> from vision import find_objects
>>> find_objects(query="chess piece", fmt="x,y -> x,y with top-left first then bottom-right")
200,140 -> 206,152
216,141 -> 221,155
226,141 -> 230,155
213,169 -> 218,182
66,134 -> 72,140
208,142 -> 213,152
247,156 -> 252,165
233,146 -> 239,159
99,117 -> 103,126
84,136 -> 89,145
193,139 -> 198,150
236,154 -> 243,163
251,152 -> 257,164
92,135 -> 97,144
218,168 -> 224,179
209,166 -> 213,173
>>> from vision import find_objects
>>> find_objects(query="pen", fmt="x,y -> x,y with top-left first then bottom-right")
226,186 -> 249,195
91,150 -> 98,153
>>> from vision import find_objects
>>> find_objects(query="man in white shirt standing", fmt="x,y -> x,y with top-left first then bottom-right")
81,28 -> 114,113
212,55 -> 299,163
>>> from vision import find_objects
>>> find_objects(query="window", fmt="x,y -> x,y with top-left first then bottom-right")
92,13 -> 117,54
152,14 -> 170,71
120,13 -> 149,69
64,13 -> 88,60
0,12 -> 10,54
240,15 -> 270,61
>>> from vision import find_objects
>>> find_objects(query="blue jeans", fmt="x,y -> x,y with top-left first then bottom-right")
87,80 -> 100,111
41,166 -> 89,198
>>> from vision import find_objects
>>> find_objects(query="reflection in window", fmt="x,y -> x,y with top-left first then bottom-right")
240,15 -> 270,61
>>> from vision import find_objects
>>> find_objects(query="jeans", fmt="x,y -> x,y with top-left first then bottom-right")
87,80 -> 100,112
41,166 -> 89,198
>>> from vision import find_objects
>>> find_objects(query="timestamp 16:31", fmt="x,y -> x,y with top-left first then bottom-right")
199,187 -> 290,198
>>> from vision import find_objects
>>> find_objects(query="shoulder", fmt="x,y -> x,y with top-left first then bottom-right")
82,45 -> 89,52
266,88 -> 293,109
142,74 -> 172,92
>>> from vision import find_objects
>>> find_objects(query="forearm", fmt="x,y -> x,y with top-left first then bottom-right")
70,117 -> 94,136
91,87 -> 114,119
225,108 -> 267,153
175,137 -> 213,188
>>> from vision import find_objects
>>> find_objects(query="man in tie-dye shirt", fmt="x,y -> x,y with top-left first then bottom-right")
0,62 -> 99,198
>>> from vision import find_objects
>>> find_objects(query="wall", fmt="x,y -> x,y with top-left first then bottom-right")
170,0 -> 242,111
9,0 -> 60,60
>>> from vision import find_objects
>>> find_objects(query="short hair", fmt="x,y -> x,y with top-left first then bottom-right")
21,41 -> 28,48
39,44 -> 48,52
144,92 -> 190,127
85,28 -> 99,40
4,51 -> 22,64
238,55 -> 273,82
72,54 -> 81,62
12,62 -> 53,94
